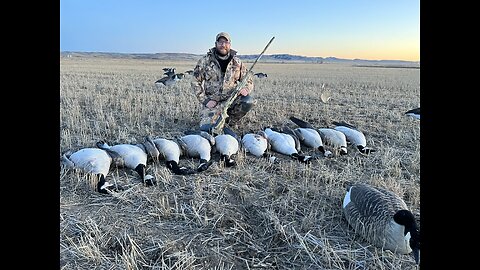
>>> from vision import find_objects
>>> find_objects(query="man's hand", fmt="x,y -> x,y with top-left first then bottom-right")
239,88 -> 249,96
206,100 -> 217,108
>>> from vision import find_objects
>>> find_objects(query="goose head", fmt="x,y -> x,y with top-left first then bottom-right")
197,159 -> 213,172
357,145 -> 376,155
134,164 -> 157,186
97,174 -> 123,194
166,160 -> 196,175
220,154 -> 236,167
393,209 -> 420,265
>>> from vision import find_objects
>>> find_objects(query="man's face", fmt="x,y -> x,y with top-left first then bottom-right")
215,37 -> 231,56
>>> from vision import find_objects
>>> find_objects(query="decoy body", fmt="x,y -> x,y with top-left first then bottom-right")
264,127 -> 313,163
332,121 -> 375,155
289,116 -> 333,157
96,140 -> 157,186
155,75 -> 178,87
178,131 -> 215,172
150,137 -> 196,175
61,148 -> 123,194
405,108 -> 420,120
343,183 -> 420,265
254,72 -> 268,78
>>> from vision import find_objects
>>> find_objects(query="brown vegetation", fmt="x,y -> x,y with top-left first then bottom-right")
60,57 -> 420,269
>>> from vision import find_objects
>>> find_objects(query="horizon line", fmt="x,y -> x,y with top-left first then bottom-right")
60,50 -> 420,63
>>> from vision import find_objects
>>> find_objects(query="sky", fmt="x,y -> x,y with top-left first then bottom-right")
60,0 -> 420,61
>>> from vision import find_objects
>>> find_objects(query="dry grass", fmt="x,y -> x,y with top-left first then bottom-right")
60,57 -> 420,269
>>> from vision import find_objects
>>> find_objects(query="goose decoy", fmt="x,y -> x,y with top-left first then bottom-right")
332,121 -> 375,155
343,183 -> 420,265
162,67 -> 176,73
177,130 -> 215,172
254,72 -> 268,78
155,75 -> 177,87
61,148 -> 123,194
184,70 -> 194,75
173,73 -> 185,80
405,108 -> 420,120
96,140 -> 157,186
163,70 -> 176,77
150,137 -> 196,175
289,116 -> 333,157
264,127 -> 313,163
214,126 -> 240,167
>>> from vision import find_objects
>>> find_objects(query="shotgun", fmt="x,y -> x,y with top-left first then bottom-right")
211,36 -> 275,135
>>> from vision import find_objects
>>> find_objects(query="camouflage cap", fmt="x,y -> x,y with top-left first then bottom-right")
216,32 -> 231,42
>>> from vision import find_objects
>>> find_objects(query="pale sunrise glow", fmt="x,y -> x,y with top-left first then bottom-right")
60,0 -> 420,62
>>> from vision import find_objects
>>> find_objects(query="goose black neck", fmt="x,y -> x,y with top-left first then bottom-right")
134,164 -> 146,180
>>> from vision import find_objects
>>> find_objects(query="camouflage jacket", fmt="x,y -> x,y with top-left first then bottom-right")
191,48 -> 254,105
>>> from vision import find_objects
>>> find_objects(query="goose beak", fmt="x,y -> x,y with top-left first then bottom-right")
412,248 -> 420,265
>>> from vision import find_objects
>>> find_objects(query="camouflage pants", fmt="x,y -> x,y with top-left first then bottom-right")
199,95 -> 254,131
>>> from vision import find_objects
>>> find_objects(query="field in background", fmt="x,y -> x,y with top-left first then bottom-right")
60,57 -> 420,269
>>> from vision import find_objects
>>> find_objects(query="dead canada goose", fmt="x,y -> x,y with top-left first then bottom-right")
405,107 -> 420,120
264,127 -> 313,163
61,148 -> 123,194
318,128 -> 348,156
241,131 -> 277,162
177,130 -> 215,172
343,183 -> 420,265
214,126 -> 240,167
149,137 -> 196,175
96,140 -> 157,186
332,121 -> 375,155
289,116 -> 333,157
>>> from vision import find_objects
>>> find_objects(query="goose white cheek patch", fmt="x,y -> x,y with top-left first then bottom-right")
405,231 -> 411,242
343,188 -> 352,208
100,181 -> 114,190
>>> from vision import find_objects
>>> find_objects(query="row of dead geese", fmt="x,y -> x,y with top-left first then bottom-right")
60,116 -> 420,265
61,116 -> 376,193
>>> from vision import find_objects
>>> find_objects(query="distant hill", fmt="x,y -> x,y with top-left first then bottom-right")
60,51 -> 419,67
61,51 -> 201,61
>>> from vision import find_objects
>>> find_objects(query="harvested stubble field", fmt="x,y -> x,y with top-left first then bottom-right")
60,56 -> 420,270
